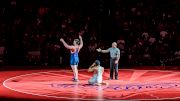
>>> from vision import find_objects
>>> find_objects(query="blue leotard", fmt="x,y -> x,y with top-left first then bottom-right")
70,48 -> 79,65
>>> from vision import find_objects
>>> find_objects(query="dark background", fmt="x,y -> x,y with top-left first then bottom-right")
0,0 -> 179,69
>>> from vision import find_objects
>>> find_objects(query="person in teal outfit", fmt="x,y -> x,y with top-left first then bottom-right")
88,60 -> 108,86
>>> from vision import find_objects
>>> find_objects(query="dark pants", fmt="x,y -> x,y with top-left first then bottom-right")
110,58 -> 118,79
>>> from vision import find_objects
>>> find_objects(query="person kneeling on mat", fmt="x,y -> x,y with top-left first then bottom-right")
88,60 -> 108,86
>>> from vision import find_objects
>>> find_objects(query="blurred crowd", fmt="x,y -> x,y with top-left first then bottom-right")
0,0 -> 180,68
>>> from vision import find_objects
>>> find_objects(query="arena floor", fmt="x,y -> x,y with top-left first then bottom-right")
1,67 -> 180,101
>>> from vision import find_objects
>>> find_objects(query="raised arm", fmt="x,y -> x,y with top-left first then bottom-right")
88,62 -> 96,72
60,38 -> 74,50
79,35 -> 83,49
96,48 -> 110,53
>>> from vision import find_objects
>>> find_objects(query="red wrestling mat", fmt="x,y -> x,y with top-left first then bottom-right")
1,68 -> 180,101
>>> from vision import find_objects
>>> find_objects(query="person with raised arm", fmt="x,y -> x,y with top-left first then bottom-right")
60,34 -> 83,82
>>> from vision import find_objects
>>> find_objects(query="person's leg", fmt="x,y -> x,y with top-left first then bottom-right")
88,75 -> 97,85
88,78 -> 93,84
71,65 -> 79,82
114,63 -> 119,80
110,59 -> 114,79
74,65 -> 78,80
71,65 -> 76,79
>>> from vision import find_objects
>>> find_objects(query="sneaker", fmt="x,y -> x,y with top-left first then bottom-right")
73,79 -> 79,82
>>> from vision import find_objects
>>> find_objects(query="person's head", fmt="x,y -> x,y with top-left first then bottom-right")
112,42 -> 117,48
94,60 -> 100,66
73,39 -> 80,46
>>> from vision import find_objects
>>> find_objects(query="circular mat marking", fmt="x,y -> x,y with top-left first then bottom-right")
3,69 -> 180,100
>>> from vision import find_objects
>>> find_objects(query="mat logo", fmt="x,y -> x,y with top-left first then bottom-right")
50,82 -> 180,91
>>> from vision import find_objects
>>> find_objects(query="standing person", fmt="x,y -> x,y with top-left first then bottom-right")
96,42 -> 120,80
88,60 -> 108,85
60,35 -> 83,82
